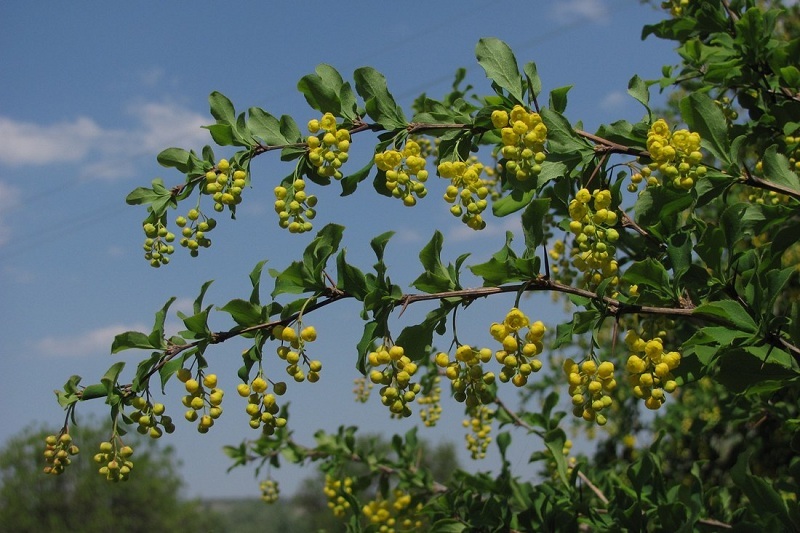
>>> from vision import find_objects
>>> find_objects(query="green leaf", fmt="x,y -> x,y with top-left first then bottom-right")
337,249 -> 368,300
80,384 -> 108,401
469,232 -> 521,285
627,74 -> 651,113
761,144 -> 800,192
492,189 -> 535,217
100,361 -> 125,394
353,67 -> 406,129
149,297 -> 175,348
209,91 -> 236,124
621,258 -> 672,297
680,92 -> 731,167
279,114 -> 302,143
717,348 -> 798,393
156,147 -> 192,172
548,86 -> 572,114
543,429 -> 570,487
249,260 -> 268,305
111,331 -> 158,353
220,299 -> 263,327
692,300 -> 758,333
731,451 -> 794,527
270,262 -> 309,297
540,108 -> 592,157
247,108 -> 287,146
523,61 -> 542,99
475,37 -> 524,104
126,178 -> 171,206
297,64 -> 344,116
412,231 -> 455,293
521,198 -> 550,250
204,123 -> 235,146
340,158 -> 375,197
429,519 -> 468,533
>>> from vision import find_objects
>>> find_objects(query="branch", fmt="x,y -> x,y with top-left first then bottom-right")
574,129 -> 649,158
98,274 -> 799,401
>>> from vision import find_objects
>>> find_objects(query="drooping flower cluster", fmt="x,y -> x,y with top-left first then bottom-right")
238,373 -> 288,435
128,396 -> 175,439
368,344 -> 421,418
638,118 -> 705,191
323,474 -> 355,518
42,431 -> 79,476
307,113 -> 351,180
178,369 -> 224,433
93,439 -> 134,482
274,178 -> 318,234
490,307 -> 546,387
464,405 -> 494,460
491,105 -> 548,182
567,188 -> 620,291
362,489 -> 425,532
273,323 -> 322,383
625,330 -> 681,410
374,139 -> 429,206
438,158 -> 491,230
563,358 -> 617,426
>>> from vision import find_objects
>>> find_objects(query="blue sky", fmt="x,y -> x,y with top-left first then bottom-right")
1,1 -> 679,499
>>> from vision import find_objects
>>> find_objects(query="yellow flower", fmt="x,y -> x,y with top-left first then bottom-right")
503,307 -> 529,331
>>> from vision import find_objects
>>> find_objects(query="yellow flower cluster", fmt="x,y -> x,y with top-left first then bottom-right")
490,307 -> 546,387
178,370 -> 224,433
142,220 -> 176,267
567,188 -> 620,290
129,396 -> 175,439
237,372 -> 288,435
638,118 -> 705,191
563,358 -> 617,425
42,432 -> 79,476
368,344 -> 421,418
274,178 -> 317,234
417,376 -> 442,427
374,139 -> 429,206
352,376 -> 373,403
464,404 -> 494,460
491,105 -> 548,182
259,478 -> 280,504
661,0 -> 690,17
436,345 -> 494,408
307,112 -> 350,179
202,158 -> 248,210
625,330 -> 681,410
438,158 -> 490,230
323,474 -> 354,518
273,323 -> 322,383
93,439 -> 134,482
362,490 -> 424,532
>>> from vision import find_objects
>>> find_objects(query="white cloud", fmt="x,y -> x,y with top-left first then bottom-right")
0,116 -> 104,166
0,101 -> 208,180
600,90 -> 627,111
550,0 -> 609,24
0,181 -> 22,246
33,323 -> 149,358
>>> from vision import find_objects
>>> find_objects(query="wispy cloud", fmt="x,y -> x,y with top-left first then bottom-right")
600,90 -> 627,111
0,101 -> 208,180
550,0 -> 609,24
0,181 -> 22,246
33,323 -> 149,358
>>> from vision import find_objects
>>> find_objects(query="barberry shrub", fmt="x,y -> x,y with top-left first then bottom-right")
50,2 -> 800,530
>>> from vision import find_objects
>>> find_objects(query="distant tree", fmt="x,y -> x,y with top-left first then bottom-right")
0,422 -> 224,533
